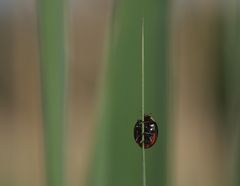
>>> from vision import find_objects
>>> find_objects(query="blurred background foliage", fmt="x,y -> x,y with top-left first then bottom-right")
0,0 -> 239,186
38,0 -> 65,186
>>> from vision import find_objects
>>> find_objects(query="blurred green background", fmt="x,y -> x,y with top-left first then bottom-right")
0,0 -> 239,186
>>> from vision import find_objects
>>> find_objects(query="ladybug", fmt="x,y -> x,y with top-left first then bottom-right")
134,114 -> 158,149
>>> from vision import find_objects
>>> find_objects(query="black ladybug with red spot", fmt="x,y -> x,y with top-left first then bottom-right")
134,114 -> 158,149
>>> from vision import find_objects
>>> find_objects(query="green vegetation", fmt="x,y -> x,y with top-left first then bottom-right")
37,0 -> 66,186
88,1 -> 169,186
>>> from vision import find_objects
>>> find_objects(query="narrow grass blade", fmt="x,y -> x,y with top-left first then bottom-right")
37,0 -> 66,186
